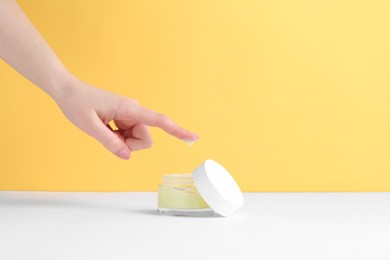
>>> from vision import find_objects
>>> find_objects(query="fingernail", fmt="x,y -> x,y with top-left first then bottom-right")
119,148 -> 131,160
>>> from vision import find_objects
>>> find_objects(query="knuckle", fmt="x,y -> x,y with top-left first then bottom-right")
118,98 -> 140,115
118,99 -> 129,110
156,113 -> 169,127
169,127 -> 180,137
125,98 -> 140,107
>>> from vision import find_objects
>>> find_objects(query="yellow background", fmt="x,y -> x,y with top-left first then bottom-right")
0,0 -> 389,191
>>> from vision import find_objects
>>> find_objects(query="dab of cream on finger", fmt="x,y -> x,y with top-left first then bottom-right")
184,139 -> 196,147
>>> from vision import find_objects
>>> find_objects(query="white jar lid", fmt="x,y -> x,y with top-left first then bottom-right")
192,160 -> 244,216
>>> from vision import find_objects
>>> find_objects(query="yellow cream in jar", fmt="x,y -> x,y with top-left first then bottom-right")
157,174 -> 213,216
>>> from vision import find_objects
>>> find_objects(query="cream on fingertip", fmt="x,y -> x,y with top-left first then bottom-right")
183,139 -> 197,147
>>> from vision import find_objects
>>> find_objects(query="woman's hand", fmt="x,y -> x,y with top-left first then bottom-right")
54,78 -> 199,160
0,0 -> 198,159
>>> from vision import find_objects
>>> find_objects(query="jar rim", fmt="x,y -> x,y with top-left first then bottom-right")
162,174 -> 194,186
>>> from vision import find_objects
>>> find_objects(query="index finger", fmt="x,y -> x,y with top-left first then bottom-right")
132,106 -> 199,141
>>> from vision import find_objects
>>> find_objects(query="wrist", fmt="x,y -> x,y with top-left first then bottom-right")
43,71 -> 79,104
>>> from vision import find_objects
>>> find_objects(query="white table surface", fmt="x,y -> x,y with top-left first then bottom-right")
0,192 -> 389,260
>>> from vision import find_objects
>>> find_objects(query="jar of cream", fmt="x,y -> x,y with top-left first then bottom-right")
158,174 -> 214,216
157,160 -> 244,217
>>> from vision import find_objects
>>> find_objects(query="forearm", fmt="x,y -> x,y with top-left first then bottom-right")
0,0 -> 74,100
0,0 -> 198,159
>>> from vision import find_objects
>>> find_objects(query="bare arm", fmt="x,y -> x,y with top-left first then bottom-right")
0,0 -> 198,159
0,0 -> 74,99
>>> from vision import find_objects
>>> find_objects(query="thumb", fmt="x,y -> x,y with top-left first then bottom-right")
88,114 -> 131,160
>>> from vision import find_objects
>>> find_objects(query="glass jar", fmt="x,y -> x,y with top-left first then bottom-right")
157,174 -> 214,216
